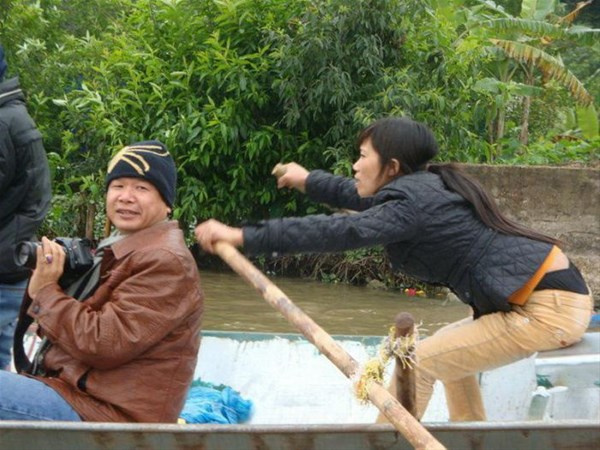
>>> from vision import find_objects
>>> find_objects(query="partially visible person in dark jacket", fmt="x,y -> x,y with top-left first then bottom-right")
0,141 -> 203,422
194,116 -> 592,422
0,44 -> 51,370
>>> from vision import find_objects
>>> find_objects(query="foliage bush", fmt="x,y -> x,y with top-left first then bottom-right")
0,0 -> 597,289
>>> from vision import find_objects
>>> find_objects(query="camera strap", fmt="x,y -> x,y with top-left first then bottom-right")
71,232 -> 127,298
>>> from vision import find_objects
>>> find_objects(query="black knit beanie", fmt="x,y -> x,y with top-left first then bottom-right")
105,140 -> 176,207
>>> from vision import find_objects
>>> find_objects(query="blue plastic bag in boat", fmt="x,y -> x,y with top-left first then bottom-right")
180,380 -> 253,424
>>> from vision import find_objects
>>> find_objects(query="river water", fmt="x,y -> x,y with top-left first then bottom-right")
200,271 -> 471,337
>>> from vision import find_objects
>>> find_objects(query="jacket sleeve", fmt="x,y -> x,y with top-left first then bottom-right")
0,102 -> 44,195
27,249 -> 200,370
243,198 -> 420,256
0,122 -> 15,195
305,170 -> 376,211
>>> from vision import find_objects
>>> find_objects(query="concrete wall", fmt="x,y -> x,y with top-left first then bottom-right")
461,164 -> 599,305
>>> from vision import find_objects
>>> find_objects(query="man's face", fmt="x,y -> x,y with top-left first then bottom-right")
106,177 -> 170,233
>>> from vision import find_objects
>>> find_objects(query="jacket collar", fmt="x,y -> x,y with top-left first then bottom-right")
110,220 -> 179,260
0,77 -> 24,107
375,170 -> 433,197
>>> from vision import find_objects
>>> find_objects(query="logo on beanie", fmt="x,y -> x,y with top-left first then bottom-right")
107,144 -> 169,176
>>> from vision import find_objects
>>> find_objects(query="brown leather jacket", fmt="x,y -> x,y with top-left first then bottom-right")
26,221 -> 203,422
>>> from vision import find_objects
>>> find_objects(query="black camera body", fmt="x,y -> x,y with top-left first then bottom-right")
14,237 -> 95,287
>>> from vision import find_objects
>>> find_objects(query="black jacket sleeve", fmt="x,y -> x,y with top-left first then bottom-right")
243,199 -> 420,257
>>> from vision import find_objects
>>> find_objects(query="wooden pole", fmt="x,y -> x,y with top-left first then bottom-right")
214,241 -> 446,450
393,312 -> 417,417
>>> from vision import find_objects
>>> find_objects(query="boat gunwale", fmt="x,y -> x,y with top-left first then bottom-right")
1,419 -> 599,434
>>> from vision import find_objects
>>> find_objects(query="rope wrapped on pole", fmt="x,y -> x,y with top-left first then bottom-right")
214,241 -> 446,450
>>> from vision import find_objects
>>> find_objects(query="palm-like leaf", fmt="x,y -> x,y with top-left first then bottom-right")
558,0 -> 594,25
576,104 -> 599,139
565,25 -> 600,46
490,38 -> 593,106
480,18 -> 560,36
478,18 -> 599,45
521,0 -> 557,20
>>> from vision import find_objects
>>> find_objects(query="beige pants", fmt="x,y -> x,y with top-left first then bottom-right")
378,289 -> 593,422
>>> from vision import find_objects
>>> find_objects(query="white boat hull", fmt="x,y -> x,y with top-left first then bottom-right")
195,330 -> 600,424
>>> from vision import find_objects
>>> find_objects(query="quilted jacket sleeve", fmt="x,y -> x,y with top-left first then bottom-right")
243,198 -> 420,257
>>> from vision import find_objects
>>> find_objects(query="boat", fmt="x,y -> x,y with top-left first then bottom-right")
2,329 -> 599,449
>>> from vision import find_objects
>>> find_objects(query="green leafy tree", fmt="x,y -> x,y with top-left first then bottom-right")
1,0 -> 595,245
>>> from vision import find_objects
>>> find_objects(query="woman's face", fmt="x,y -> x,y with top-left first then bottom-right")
352,138 -> 397,197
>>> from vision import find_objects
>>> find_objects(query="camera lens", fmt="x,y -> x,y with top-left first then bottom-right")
14,242 -> 39,269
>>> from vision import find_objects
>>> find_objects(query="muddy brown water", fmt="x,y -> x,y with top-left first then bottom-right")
200,271 -> 471,336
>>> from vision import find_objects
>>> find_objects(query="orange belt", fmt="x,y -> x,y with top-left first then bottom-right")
509,245 -> 560,306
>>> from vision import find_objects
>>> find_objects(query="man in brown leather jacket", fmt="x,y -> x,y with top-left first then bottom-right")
0,141 -> 204,422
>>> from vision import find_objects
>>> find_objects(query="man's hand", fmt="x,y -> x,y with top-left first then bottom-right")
194,219 -> 243,254
27,237 -> 65,298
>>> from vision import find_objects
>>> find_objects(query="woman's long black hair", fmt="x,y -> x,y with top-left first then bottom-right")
357,117 -> 559,245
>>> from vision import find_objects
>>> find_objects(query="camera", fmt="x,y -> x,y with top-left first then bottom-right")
14,237 -> 95,286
